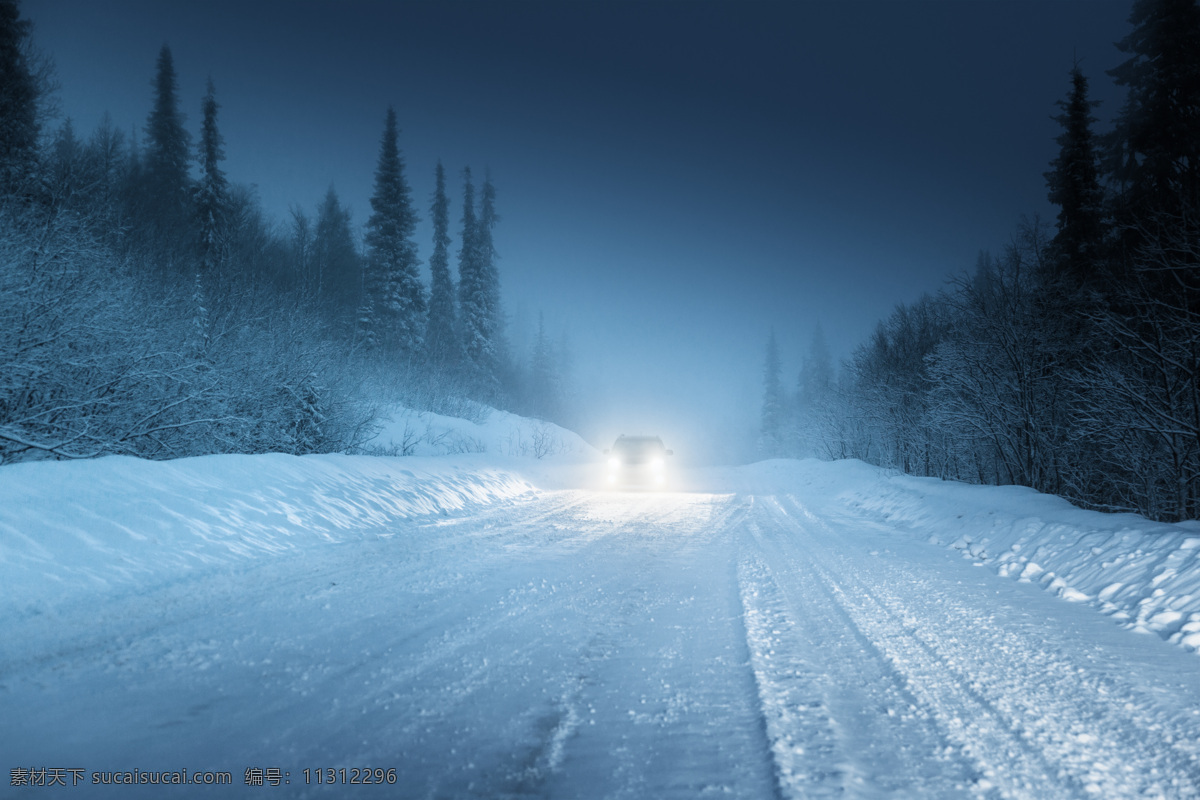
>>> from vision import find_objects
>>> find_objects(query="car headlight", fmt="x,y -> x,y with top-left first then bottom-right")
650,457 -> 665,470
608,457 -> 621,469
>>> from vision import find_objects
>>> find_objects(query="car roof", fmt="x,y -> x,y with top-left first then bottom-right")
613,435 -> 665,446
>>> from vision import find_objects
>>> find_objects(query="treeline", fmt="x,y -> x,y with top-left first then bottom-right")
762,0 -> 1200,522
0,1 -> 572,464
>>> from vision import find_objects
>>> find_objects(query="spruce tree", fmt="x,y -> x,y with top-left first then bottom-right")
477,172 -> 503,365
1107,0 -> 1200,217
364,106 -> 424,354
799,323 -> 833,409
528,311 -> 559,421
313,186 -> 360,318
86,113 -> 128,241
1045,66 -> 1105,288
455,169 -> 503,395
0,0 -> 38,198
457,167 -> 491,382
426,160 -> 458,367
194,77 -> 228,273
143,45 -> 191,227
760,328 -> 785,457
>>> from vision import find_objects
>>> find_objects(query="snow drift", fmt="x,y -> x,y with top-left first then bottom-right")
732,458 -> 1200,654
0,411 -> 595,613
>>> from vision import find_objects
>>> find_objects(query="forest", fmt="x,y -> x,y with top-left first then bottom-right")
761,0 -> 1200,522
0,0 -> 575,467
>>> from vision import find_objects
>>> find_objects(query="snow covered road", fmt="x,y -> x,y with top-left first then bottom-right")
5,462 -> 1200,798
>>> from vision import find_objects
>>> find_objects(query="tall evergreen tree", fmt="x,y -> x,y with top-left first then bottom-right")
86,113 -> 128,240
1045,66 -> 1105,288
143,45 -> 191,226
46,118 -> 84,207
527,311 -> 560,421
760,328 -> 786,457
799,323 -> 833,409
426,161 -> 458,367
194,77 -> 228,273
364,106 -> 424,354
478,171 -> 502,352
313,186 -> 360,318
1107,0 -> 1200,218
0,0 -> 38,198
457,167 -> 491,385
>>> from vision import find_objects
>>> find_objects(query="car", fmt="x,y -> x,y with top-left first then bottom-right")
604,435 -> 674,487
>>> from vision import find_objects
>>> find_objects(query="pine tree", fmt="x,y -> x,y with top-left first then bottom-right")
478,171 -> 502,352
426,160 -> 458,367
313,186 -> 360,318
47,118 -> 84,207
364,106 -> 424,355
528,311 -> 559,421
143,45 -> 192,227
1107,0 -> 1200,218
194,77 -> 228,274
456,169 -> 503,394
457,167 -> 491,385
1045,66 -> 1105,288
0,0 -> 38,199
799,324 -> 833,409
86,113 -> 127,238
760,328 -> 786,457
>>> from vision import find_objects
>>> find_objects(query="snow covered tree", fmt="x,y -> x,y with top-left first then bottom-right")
456,168 -> 504,396
457,167 -> 497,393
845,296 -> 949,476
141,45 -> 192,254
194,77 -> 228,275
927,223 -> 1069,492
0,0 -> 38,199
799,324 -> 833,410
1045,66 -> 1105,289
526,312 -> 562,422
478,172 -> 502,351
759,328 -> 786,457
1107,0 -> 1200,223
45,118 -> 87,209
84,113 -> 128,241
313,186 -> 360,321
1072,212 -> 1200,521
364,106 -> 424,355
793,324 -> 834,457
426,160 -> 458,367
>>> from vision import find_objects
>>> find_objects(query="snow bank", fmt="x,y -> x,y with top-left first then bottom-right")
0,408 -> 598,613
736,459 -> 1200,655
365,406 -> 593,460
0,453 -> 541,609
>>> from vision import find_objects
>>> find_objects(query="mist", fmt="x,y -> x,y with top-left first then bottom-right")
11,0 -> 1136,468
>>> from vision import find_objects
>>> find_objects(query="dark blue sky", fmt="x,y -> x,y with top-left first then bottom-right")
23,0 -> 1133,462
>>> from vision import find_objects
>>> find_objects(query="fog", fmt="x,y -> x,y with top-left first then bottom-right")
21,0 -> 1132,465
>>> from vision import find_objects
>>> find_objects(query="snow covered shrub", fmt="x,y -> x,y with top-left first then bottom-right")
0,205 -> 199,461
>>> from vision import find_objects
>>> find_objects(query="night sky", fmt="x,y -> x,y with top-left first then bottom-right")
22,0 -> 1132,462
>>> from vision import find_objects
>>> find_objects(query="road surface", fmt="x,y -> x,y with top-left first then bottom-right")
5,479 -> 1200,798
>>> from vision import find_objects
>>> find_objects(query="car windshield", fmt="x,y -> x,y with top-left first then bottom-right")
612,437 -> 665,457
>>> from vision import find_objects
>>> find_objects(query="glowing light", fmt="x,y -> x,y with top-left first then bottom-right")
608,457 -> 621,469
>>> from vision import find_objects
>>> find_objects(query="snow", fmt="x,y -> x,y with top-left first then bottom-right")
365,405 -> 593,459
797,458 -> 1200,652
0,411 -> 594,613
3,428 -> 1200,797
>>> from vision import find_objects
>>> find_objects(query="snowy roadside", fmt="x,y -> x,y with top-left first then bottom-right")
731,458 -> 1200,655
0,410 -> 596,615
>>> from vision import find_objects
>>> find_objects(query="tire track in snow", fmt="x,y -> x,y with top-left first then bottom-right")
737,500 -> 978,799
771,493 -> 1200,799
395,489 -> 772,798
737,550 -> 845,798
